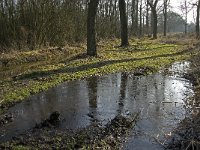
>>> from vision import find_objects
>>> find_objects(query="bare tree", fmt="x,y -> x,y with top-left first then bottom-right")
196,0 -> 200,38
145,0 -> 150,36
147,0 -> 159,39
163,0 -> 170,36
119,0 -> 129,46
139,1 -> 143,37
180,0 -> 189,34
131,0 -> 139,36
87,0 -> 99,56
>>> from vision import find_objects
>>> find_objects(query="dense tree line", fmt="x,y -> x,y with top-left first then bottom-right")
0,0 -> 88,50
0,0 -> 131,51
0,0 -> 199,52
0,0 -> 122,51
158,11 -> 187,33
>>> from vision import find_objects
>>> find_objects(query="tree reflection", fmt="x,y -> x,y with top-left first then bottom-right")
87,76 -> 98,123
118,72 -> 128,115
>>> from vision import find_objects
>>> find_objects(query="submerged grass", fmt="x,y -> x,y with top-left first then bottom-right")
0,37 -> 195,112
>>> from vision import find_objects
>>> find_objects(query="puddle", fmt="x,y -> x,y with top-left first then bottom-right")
0,61 -> 194,149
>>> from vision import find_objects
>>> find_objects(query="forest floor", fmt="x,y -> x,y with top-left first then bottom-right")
0,35 -> 197,114
0,34 -> 200,149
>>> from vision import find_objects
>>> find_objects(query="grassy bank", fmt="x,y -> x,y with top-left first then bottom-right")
0,37 -> 196,113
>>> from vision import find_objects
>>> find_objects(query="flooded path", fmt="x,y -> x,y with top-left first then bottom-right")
0,62 -> 194,149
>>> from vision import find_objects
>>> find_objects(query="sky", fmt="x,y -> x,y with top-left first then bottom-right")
170,0 -> 197,23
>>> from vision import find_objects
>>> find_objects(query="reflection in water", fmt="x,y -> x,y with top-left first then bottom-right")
0,62 -> 194,150
87,77 -> 98,108
87,76 -> 98,123
118,72 -> 128,115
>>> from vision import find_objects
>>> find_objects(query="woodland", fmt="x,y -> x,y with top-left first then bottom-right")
1,0 -> 200,149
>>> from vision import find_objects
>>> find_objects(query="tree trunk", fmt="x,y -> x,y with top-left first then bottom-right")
184,0 -> 188,34
131,0 -> 135,35
148,0 -> 158,39
152,9 -> 157,39
163,12 -> 167,36
87,0 -> 99,56
146,1 -> 150,36
196,0 -> 200,39
163,0 -> 168,36
135,0 -> 139,36
119,0 -> 129,46
131,0 -> 138,36
139,4 -> 142,37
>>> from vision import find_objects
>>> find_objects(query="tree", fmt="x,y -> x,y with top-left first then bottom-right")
147,0 -> 159,39
96,0 -> 120,39
180,0 -> 189,34
145,0 -> 150,36
196,0 -> 200,38
163,0 -> 170,36
131,0 -> 139,36
0,0 -> 132,51
0,0 -> 90,50
157,11 -> 186,33
139,2 -> 143,37
119,0 -> 129,46
87,0 -> 99,56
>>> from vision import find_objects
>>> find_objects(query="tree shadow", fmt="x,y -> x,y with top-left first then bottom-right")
107,44 -> 177,53
13,48 -> 190,81
59,53 -> 89,64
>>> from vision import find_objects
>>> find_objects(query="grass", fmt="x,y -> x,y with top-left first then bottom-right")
0,37 -> 196,112
0,44 -> 84,69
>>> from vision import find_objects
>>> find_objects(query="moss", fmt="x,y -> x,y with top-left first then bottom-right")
0,38 -> 194,112
12,145 -> 31,150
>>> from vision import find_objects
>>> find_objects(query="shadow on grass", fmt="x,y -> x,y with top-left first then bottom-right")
13,48 -> 191,81
107,45 -> 177,53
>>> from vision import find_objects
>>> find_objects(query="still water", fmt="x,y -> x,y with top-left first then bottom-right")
0,62 -> 194,149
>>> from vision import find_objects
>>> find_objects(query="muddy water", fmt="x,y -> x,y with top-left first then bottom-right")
0,62 -> 194,149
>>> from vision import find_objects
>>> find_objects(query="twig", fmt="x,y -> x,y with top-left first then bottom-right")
186,141 -> 192,150
0,100 -> 3,104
